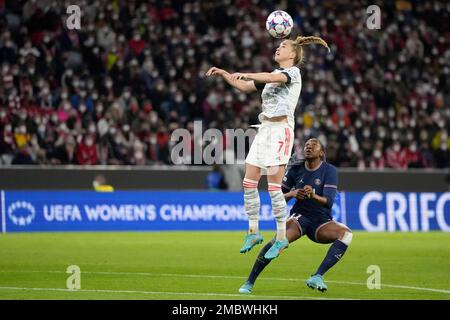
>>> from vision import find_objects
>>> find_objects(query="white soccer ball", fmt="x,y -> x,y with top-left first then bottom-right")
266,10 -> 293,39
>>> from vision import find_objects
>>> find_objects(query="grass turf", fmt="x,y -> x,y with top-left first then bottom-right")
0,231 -> 449,300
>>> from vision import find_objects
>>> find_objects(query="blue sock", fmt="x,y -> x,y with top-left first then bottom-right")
315,240 -> 348,276
247,241 -> 273,284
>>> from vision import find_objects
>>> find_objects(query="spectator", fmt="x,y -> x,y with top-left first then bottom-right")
12,146 -> 35,165
76,135 -> 98,165
206,165 -> 227,190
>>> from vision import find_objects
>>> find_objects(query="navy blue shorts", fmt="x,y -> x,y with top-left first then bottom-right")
289,213 -> 334,243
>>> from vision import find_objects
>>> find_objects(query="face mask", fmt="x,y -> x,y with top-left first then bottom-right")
363,129 -> 370,138
421,101 -> 427,109
135,151 -> 144,159
79,104 -> 86,113
86,138 -> 93,146
392,132 -> 399,140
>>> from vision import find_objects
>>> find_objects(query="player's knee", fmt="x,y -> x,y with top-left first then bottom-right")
339,230 -> 353,246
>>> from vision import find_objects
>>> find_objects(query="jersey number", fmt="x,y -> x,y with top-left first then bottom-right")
277,141 -> 284,154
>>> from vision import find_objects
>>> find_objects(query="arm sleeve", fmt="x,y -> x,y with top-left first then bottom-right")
322,165 -> 338,209
281,72 -> 291,84
281,167 -> 295,193
282,67 -> 301,84
253,81 -> 265,90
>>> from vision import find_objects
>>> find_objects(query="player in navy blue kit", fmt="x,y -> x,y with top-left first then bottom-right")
239,138 -> 353,293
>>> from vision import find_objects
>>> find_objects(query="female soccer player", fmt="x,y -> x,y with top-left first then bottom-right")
238,138 -> 353,293
206,36 -> 330,260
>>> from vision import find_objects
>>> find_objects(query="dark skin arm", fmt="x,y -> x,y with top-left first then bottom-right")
284,185 -> 329,207
301,185 -> 329,207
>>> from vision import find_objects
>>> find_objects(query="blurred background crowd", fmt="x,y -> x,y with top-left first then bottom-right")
0,0 -> 449,171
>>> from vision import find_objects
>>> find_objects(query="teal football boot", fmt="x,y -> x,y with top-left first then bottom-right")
238,281 -> 254,294
239,232 -> 263,253
263,239 -> 289,260
306,274 -> 328,292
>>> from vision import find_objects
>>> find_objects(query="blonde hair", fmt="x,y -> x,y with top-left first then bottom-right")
290,36 -> 330,65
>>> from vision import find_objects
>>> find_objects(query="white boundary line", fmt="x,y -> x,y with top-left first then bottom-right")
0,286 -> 352,300
1,270 -> 449,295
1,190 -> 5,234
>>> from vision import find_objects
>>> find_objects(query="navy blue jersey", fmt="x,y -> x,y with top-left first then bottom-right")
281,161 -> 338,220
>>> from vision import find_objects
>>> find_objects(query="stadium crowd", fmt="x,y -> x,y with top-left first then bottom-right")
0,0 -> 449,169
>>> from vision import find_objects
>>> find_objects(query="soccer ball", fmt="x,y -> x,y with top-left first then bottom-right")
266,10 -> 293,39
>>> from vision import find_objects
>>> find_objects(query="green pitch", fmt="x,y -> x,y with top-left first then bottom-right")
0,231 -> 449,300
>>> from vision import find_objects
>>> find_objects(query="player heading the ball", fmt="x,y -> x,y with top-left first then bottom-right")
206,33 -> 330,260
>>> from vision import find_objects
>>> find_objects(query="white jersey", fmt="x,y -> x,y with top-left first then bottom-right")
255,66 -> 302,130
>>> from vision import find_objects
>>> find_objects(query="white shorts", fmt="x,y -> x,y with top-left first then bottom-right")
245,121 -> 294,169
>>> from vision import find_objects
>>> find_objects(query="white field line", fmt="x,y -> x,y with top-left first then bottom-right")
0,286 -> 352,300
0,270 -> 449,295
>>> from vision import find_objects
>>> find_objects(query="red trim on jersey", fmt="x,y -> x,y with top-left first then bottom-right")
284,128 -> 290,156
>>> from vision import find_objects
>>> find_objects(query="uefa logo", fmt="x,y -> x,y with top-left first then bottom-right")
8,201 -> 36,226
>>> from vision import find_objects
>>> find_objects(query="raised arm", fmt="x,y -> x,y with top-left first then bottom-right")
205,67 -> 257,93
230,72 -> 289,84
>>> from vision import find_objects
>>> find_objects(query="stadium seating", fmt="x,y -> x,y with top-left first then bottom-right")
0,0 -> 448,168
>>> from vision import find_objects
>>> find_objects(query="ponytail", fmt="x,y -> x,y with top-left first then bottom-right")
291,36 -> 330,65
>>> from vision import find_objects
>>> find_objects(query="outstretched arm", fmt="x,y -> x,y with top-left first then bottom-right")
230,72 -> 288,84
205,67 -> 257,93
